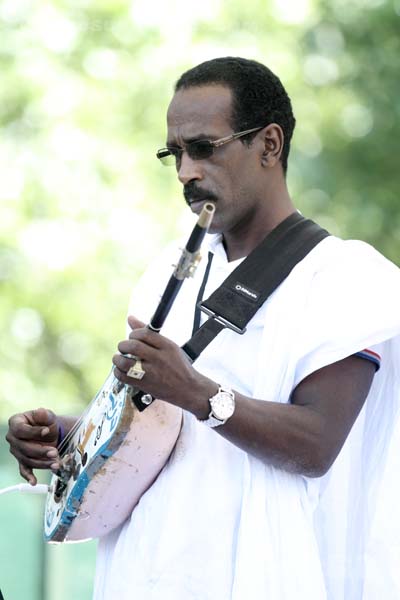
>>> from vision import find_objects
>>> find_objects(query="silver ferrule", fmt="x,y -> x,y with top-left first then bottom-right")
174,248 -> 202,280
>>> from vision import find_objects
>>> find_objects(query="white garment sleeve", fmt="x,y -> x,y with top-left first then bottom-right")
293,239 -> 400,387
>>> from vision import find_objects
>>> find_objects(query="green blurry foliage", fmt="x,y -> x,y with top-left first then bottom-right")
0,0 -> 399,424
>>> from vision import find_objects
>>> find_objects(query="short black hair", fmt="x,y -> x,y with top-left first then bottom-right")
175,57 -> 296,174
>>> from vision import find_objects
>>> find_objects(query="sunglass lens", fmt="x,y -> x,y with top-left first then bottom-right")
188,140 -> 213,160
157,149 -> 177,166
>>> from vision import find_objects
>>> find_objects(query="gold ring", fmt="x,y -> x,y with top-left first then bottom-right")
127,357 -> 146,380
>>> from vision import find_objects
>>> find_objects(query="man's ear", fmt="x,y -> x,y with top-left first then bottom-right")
261,124 -> 284,168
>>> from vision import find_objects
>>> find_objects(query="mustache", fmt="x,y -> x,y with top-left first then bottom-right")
183,182 -> 217,206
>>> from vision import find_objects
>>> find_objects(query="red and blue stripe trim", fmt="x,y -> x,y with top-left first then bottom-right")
355,348 -> 381,371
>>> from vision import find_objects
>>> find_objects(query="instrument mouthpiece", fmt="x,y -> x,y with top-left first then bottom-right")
197,202 -> 215,230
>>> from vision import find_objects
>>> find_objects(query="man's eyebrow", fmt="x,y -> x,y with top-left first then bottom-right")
166,133 -> 214,147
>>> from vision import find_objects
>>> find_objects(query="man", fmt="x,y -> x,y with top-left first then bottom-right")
7,57 -> 400,599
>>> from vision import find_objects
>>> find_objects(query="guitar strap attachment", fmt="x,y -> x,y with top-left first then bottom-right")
133,212 -> 329,411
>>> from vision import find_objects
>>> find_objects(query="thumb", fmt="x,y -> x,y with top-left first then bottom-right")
127,314 -> 146,330
28,408 -> 58,440
30,407 -> 57,427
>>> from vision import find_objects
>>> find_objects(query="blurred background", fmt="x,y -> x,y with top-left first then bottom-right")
0,0 -> 399,598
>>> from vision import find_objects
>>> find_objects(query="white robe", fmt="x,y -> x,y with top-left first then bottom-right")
93,234 -> 400,600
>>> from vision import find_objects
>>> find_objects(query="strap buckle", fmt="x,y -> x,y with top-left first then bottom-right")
200,305 -> 247,335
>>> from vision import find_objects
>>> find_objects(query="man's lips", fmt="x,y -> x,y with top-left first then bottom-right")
188,197 -> 209,205
186,195 -> 211,205
188,198 -> 212,212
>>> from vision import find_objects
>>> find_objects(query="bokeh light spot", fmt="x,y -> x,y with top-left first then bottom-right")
58,332 -> 91,366
272,0 -> 313,24
304,55 -> 339,86
18,220 -> 95,271
32,6 -> 77,53
83,49 -> 120,80
11,308 -> 44,348
314,24 -> 345,56
340,104 -> 374,138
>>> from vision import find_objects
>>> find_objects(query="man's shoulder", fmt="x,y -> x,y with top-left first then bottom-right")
307,235 -> 399,280
301,235 -> 400,335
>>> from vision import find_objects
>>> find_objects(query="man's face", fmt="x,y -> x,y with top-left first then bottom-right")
166,84 -> 265,236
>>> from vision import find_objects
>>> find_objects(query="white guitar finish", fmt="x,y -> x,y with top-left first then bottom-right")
44,370 -> 182,543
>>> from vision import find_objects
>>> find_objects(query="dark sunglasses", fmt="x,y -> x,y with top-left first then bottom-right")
156,125 -> 265,166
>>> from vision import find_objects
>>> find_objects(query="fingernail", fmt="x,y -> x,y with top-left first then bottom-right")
41,427 -> 50,437
47,450 -> 58,458
50,462 -> 59,470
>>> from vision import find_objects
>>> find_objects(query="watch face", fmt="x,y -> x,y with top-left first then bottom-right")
210,390 -> 235,420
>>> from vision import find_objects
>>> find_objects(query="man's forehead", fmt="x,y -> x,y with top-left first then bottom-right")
166,84 -> 233,139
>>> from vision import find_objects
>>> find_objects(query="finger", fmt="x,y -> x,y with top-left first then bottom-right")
29,407 -> 57,427
112,353 -> 134,373
14,451 -> 58,470
30,408 -> 59,442
113,365 -> 146,387
8,420 -> 56,442
19,463 -> 37,486
125,325 -> 165,347
127,315 -> 146,330
112,352 -> 150,380
127,327 -> 163,346
117,339 -> 156,359
10,443 -> 59,468
8,437 -> 59,461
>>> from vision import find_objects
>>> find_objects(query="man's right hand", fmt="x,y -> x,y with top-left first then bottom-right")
6,407 -> 60,486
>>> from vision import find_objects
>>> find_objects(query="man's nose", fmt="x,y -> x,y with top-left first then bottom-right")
177,152 -> 203,186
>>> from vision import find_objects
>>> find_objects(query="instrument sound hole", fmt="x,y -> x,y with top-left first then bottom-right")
81,452 -> 88,467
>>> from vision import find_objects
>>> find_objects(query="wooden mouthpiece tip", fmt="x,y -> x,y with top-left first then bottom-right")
197,202 -> 215,229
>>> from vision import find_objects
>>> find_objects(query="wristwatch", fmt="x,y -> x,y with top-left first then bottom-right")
200,386 -> 235,428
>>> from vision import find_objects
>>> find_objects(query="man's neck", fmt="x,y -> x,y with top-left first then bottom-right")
223,202 -> 296,262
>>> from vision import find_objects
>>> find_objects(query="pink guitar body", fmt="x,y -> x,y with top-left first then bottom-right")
44,370 -> 182,543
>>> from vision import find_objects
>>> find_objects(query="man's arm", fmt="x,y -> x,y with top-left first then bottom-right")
208,355 -> 375,477
114,316 -> 375,478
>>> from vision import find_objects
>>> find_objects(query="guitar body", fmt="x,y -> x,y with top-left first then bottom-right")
44,370 -> 182,543
43,203 -> 215,544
